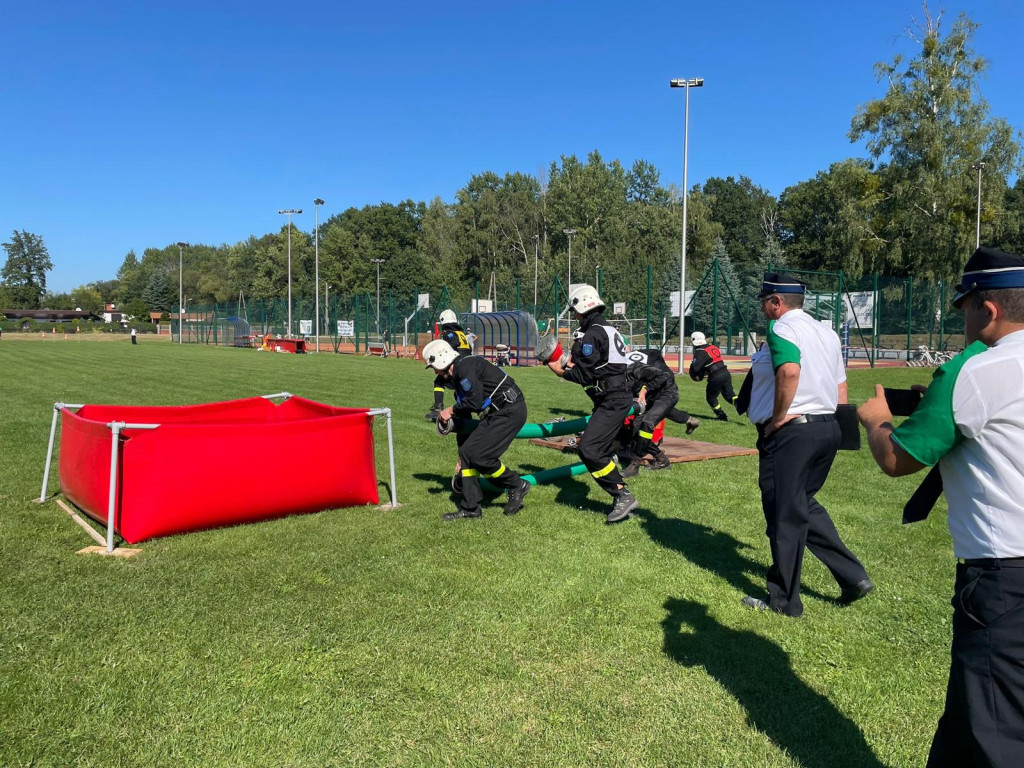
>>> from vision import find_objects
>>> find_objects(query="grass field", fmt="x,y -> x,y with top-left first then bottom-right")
0,337 -> 956,767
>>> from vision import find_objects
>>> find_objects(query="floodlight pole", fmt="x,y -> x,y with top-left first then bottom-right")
176,242 -> 188,344
971,162 -> 985,249
278,209 -> 302,336
533,234 -> 540,313
371,258 -> 386,333
313,198 -> 324,352
670,76 -> 704,373
563,228 -> 577,289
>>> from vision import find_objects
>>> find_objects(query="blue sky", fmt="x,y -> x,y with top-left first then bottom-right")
3,0 -> 1022,293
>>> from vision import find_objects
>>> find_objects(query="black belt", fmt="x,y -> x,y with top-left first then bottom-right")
959,556 -> 1024,569
756,413 -> 836,432
586,373 -> 630,394
484,387 -> 522,413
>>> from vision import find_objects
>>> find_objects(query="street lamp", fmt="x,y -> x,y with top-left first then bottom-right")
533,234 -> 540,312
970,162 -> 985,249
371,258 -> 386,333
313,198 -> 324,352
670,76 -> 704,373
563,228 -> 577,290
278,208 -> 302,336
176,242 -> 188,345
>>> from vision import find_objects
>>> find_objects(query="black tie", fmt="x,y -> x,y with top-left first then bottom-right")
903,466 -> 943,524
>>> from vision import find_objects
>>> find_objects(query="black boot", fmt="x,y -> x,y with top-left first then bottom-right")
607,489 -> 638,523
645,453 -> 671,471
714,408 -> 728,422
425,407 -> 442,421
621,457 -> 644,478
685,416 -> 701,435
503,479 -> 531,515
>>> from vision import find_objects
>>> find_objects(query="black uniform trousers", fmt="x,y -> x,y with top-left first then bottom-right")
431,374 -> 447,410
705,367 -> 735,410
756,419 -> 868,617
455,399 -> 527,513
579,388 -> 634,495
927,560 -> 1024,767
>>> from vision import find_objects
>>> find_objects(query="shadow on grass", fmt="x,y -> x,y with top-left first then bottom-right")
662,597 -> 888,768
636,510 -> 833,604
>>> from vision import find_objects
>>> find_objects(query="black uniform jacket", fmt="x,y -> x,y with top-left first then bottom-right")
439,323 -> 472,356
564,311 -> 630,389
689,344 -> 727,380
451,355 -> 522,417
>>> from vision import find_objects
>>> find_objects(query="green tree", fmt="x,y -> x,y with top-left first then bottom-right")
701,177 -> 777,267
849,6 -> 1023,277
70,286 -> 105,315
143,269 -> 176,313
779,159 -> 887,276
1,230 -> 53,308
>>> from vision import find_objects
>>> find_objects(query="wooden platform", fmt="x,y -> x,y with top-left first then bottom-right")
527,435 -> 757,464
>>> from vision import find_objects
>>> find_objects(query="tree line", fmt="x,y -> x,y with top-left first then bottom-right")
3,8 -> 1022,320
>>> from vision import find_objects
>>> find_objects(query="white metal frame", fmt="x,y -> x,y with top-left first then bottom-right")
41,394 -> 398,552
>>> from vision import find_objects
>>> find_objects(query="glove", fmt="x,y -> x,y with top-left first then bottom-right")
436,417 -> 454,436
535,334 -> 563,363
689,372 -> 702,382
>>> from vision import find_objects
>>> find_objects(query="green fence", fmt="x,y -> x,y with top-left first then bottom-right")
175,265 -> 967,367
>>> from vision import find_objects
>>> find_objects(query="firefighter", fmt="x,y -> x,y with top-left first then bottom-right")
537,284 -> 638,523
425,339 -> 531,521
620,347 -> 701,477
425,309 -> 473,420
689,331 -> 737,421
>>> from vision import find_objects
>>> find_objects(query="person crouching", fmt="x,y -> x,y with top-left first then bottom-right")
424,339 -> 531,521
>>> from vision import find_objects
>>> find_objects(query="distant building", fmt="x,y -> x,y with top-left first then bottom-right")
102,303 -> 125,325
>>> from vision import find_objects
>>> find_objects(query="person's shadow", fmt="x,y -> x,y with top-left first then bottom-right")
636,509 -> 832,603
662,597 -> 888,768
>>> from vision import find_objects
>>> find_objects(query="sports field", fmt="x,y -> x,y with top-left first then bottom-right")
1,337 -> 954,767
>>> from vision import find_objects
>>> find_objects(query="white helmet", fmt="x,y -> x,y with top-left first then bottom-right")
423,339 -> 459,371
567,284 -> 604,315
690,331 -> 707,346
439,309 -> 458,325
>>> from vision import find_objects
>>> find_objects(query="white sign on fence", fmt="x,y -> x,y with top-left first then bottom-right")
338,320 -> 355,336
417,293 -> 430,310
613,302 -> 626,316
669,290 -> 696,318
843,292 -> 875,328
299,320 -> 312,335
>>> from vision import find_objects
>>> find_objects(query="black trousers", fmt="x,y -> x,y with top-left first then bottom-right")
455,399 -> 526,512
927,561 -> 1024,767
579,388 -> 634,495
705,368 -> 735,410
431,374 -> 446,409
756,420 -> 868,617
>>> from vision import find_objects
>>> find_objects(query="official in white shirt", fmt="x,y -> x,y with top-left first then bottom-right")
744,273 -> 873,618
859,246 -> 1024,767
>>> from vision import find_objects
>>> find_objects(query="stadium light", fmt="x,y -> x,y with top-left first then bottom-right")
563,228 -> 577,290
371,258 -> 386,333
278,209 -> 302,336
313,198 -> 325,352
176,242 -> 188,345
533,234 -> 540,312
670,76 -> 704,373
970,162 -> 985,249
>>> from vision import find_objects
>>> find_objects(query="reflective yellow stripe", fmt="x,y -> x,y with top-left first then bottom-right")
433,387 -> 445,392
461,468 -> 479,477
592,461 -> 617,479
638,430 -> 654,439
484,464 -> 506,478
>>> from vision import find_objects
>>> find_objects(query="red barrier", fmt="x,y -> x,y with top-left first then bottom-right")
58,396 -> 378,543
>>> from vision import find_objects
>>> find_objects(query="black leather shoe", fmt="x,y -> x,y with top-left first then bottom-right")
425,408 -> 442,421
685,417 -> 701,435
715,410 -> 729,422
503,479 -> 531,516
443,508 -> 482,521
839,578 -> 875,604
606,490 -> 638,523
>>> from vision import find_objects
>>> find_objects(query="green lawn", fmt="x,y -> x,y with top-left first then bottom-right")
1,338 -> 954,767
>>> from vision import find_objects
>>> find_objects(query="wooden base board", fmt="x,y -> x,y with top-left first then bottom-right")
527,435 -> 757,464
76,546 -> 142,558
